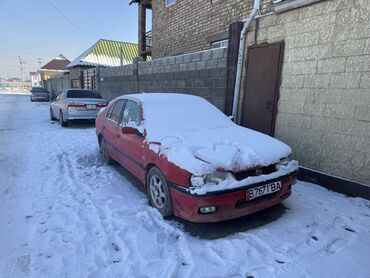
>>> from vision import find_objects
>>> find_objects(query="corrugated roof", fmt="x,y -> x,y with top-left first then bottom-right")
40,54 -> 70,71
67,39 -> 139,68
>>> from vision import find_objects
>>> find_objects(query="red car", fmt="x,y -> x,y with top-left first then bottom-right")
95,93 -> 298,223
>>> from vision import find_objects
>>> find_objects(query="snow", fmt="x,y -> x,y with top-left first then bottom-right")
190,160 -> 298,195
126,93 -> 292,176
1,94 -> 370,278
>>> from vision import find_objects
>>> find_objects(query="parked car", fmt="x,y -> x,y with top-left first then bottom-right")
95,93 -> 298,223
30,87 -> 50,102
50,89 -> 107,127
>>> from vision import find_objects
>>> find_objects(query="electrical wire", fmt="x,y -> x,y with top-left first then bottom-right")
48,1 -> 86,34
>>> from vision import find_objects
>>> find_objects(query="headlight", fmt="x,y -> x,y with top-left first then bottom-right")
276,155 -> 291,170
190,172 -> 234,187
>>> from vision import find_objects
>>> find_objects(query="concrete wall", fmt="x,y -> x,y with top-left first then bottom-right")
241,0 -> 370,185
46,73 -> 70,99
99,47 -> 229,111
151,0 -> 271,58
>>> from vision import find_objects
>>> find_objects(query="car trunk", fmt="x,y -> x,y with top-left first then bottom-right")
66,98 -> 107,110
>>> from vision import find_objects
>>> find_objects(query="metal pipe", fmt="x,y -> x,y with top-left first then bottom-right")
231,0 -> 260,120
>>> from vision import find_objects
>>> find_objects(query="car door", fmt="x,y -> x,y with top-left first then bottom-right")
116,99 -> 145,179
51,91 -> 63,117
103,99 -> 126,162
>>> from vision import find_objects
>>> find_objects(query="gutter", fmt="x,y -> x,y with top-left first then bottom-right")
231,0 -> 260,120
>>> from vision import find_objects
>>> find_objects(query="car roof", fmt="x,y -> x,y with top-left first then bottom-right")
116,93 -> 204,104
66,88 -> 97,92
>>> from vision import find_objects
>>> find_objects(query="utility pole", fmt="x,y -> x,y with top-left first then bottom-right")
37,58 -> 42,69
18,56 -> 26,90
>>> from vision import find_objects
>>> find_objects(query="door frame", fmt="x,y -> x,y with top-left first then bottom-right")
241,41 -> 285,136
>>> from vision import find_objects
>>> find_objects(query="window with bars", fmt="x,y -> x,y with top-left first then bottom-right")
211,39 -> 228,49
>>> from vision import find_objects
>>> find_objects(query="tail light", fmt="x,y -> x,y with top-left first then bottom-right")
96,104 -> 107,108
68,103 -> 85,108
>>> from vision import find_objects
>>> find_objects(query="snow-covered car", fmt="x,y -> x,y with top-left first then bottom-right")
95,93 -> 298,223
50,89 -> 108,127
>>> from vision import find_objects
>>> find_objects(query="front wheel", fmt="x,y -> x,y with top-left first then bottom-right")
147,167 -> 173,217
59,110 -> 68,127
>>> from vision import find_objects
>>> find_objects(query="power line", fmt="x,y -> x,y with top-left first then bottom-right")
48,1 -> 86,34
0,47 -> 56,58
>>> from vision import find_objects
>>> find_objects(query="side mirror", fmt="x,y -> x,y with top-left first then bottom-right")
121,126 -> 139,135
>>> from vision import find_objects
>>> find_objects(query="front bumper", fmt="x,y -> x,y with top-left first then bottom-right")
169,171 -> 297,223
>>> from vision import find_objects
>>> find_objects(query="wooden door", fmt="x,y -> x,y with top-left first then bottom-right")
241,42 -> 284,136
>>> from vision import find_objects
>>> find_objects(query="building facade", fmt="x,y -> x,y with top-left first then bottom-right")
151,0 -> 272,58
142,0 -> 370,186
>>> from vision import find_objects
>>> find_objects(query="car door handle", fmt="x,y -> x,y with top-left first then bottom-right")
116,134 -> 121,138
102,126 -> 106,130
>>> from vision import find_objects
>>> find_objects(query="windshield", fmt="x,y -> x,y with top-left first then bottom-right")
66,90 -> 101,99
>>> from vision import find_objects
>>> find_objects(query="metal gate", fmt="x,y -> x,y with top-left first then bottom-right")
241,42 -> 284,136
83,68 -> 97,90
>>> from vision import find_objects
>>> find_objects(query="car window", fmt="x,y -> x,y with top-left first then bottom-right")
121,100 -> 141,126
108,100 -> 125,123
66,90 -> 101,99
56,92 -> 63,100
32,87 -> 47,93
106,102 -> 116,119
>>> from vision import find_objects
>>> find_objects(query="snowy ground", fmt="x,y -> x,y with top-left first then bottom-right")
0,94 -> 369,278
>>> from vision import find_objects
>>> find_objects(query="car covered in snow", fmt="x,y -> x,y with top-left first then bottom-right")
50,89 -> 108,127
95,93 -> 298,223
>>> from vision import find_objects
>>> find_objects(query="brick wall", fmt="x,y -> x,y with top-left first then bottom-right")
241,0 -> 370,185
99,47 -> 228,111
151,0 -> 271,58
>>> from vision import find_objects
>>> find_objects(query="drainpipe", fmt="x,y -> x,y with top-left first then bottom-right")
231,0 -> 260,120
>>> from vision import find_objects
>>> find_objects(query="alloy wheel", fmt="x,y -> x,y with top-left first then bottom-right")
149,175 -> 166,209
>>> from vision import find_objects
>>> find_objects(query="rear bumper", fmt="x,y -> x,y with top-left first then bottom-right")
65,109 -> 99,120
169,171 -> 297,223
31,96 -> 49,101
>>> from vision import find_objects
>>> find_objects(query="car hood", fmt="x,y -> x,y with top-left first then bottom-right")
147,125 -> 292,176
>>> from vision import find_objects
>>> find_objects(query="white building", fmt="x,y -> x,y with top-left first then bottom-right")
30,72 -> 41,87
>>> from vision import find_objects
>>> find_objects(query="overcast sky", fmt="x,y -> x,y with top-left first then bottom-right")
0,0 -> 151,79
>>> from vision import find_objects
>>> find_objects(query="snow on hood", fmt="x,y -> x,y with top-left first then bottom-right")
132,93 -> 292,176
148,125 -> 292,176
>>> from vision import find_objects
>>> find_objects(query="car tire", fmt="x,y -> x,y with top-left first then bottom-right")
100,138 -> 114,165
59,110 -> 68,127
147,167 -> 173,217
50,108 -> 56,121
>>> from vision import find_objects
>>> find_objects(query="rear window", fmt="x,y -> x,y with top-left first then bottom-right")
32,87 -> 48,93
66,90 -> 101,99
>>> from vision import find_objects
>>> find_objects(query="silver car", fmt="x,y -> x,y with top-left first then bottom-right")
50,89 -> 108,127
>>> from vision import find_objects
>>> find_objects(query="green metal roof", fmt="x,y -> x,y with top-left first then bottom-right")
67,39 -> 140,68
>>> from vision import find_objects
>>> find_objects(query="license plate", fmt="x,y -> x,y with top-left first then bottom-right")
247,181 -> 281,200
86,104 -> 96,110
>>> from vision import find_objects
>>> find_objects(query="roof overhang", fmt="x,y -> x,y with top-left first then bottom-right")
129,0 -> 152,9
